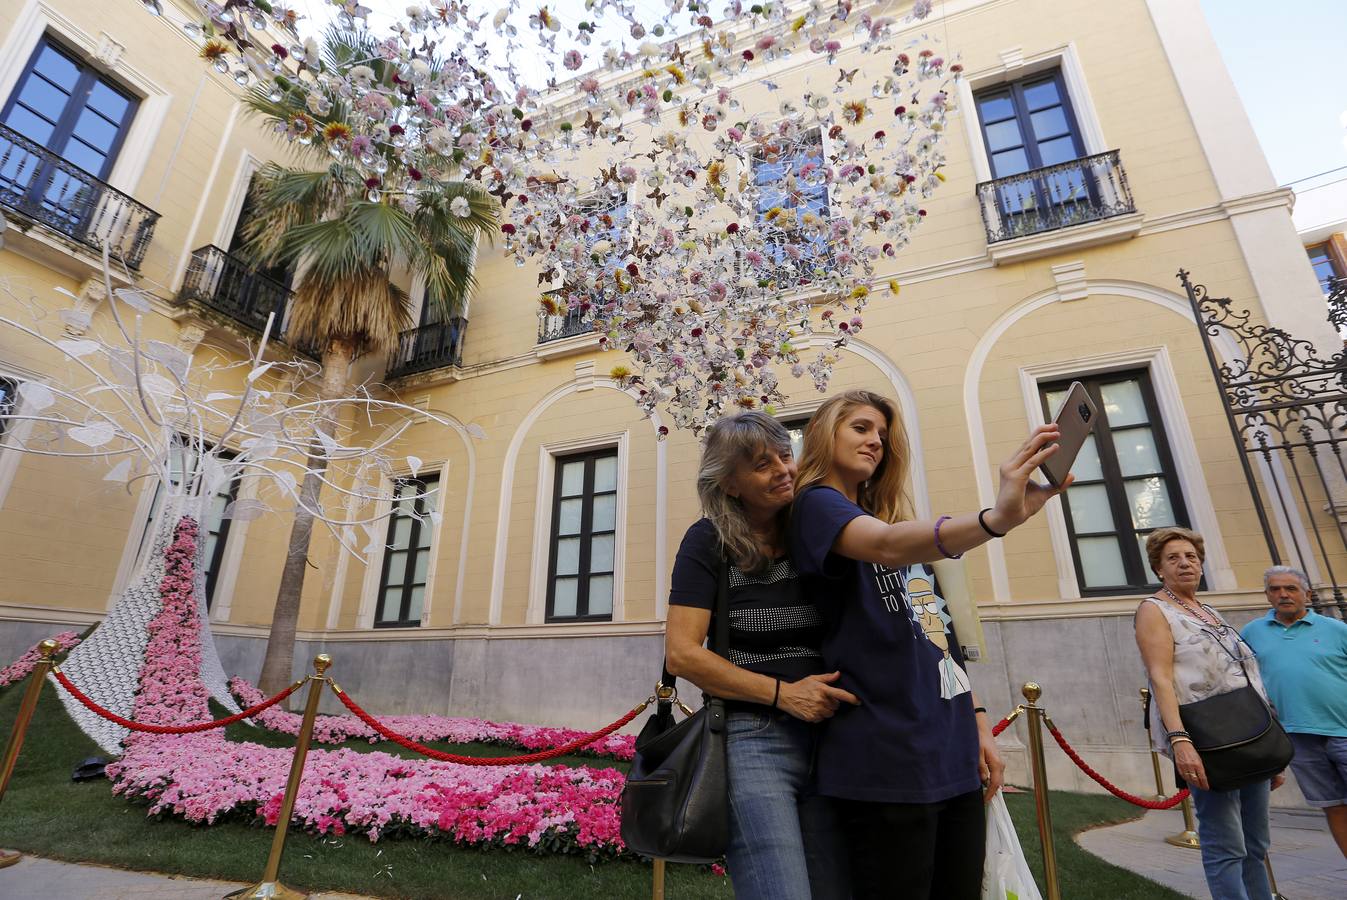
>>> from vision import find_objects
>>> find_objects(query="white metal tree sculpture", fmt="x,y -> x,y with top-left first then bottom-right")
0,263 -> 465,753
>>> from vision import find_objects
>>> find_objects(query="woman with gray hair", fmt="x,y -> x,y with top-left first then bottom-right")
666,410 -> 857,899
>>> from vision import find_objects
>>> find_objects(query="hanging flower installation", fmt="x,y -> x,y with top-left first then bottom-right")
158,0 -> 959,432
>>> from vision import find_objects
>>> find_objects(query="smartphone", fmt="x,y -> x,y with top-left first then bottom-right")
1040,381 -> 1097,488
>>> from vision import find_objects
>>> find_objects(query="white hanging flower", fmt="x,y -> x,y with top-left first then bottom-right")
450,196 -> 472,217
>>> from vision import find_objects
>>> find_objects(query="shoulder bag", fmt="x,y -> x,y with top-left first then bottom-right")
618,553 -> 730,863
1177,624 -> 1294,792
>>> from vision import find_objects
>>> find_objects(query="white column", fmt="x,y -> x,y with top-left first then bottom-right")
1145,0 -> 1340,355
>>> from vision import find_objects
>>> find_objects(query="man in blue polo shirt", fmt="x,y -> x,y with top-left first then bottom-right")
1242,566 -> 1347,858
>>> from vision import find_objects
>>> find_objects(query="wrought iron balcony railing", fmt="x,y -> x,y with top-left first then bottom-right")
0,122 -> 160,269
975,150 -> 1136,245
1328,275 -> 1347,334
387,318 -> 466,378
538,306 -> 597,344
179,245 -> 295,336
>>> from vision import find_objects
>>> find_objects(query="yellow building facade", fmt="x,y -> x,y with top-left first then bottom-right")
1,0 -> 1340,802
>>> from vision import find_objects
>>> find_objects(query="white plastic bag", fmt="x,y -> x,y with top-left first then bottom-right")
982,793 -> 1043,900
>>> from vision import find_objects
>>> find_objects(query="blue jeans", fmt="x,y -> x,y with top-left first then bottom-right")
1189,780 -> 1273,900
725,709 -> 848,900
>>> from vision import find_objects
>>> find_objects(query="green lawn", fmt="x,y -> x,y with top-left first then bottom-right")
0,679 -> 1185,899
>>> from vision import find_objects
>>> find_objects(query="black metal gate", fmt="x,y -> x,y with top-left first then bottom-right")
1180,270 -> 1347,618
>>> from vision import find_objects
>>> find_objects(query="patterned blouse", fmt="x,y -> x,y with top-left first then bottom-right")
1142,596 -> 1268,758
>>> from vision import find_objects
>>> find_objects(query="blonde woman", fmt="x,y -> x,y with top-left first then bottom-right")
666,411 -> 857,900
788,390 -> 1067,900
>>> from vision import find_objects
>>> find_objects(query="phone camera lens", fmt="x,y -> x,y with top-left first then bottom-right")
1079,404 -> 1091,422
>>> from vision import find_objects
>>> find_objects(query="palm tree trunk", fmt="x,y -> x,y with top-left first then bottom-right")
256,339 -> 353,694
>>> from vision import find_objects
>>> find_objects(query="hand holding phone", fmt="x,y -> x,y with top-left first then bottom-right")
1039,382 -> 1097,488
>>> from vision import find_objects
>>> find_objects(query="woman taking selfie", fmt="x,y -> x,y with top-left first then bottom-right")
789,389 -> 1068,900
1135,526 -> 1283,900
665,411 -> 857,900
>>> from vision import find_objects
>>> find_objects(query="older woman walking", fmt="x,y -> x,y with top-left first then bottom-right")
1135,526 -> 1285,900
665,411 -> 857,899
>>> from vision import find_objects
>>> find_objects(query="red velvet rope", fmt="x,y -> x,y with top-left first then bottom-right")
991,715 -> 1012,737
334,686 -> 644,765
1047,723 -> 1190,810
53,670 -> 303,734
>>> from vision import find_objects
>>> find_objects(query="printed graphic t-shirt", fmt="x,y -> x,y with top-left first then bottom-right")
790,485 -> 982,803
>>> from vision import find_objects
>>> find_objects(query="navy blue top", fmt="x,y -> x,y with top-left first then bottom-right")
790,485 -> 982,803
669,518 -> 826,689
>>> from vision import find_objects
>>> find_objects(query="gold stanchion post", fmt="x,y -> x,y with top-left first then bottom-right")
1022,682 -> 1062,900
1139,688 -> 1200,850
651,858 -> 666,900
225,654 -> 332,900
0,639 -> 57,869
1265,852 -> 1285,900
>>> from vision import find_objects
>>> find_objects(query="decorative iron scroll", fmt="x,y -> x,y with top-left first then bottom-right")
1180,270 -> 1347,618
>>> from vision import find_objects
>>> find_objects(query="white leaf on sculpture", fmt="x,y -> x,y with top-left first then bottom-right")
222,498 -> 269,521
200,456 -> 227,496
316,427 -> 339,456
465,423 -> 486,440
144,341 -> 190,379
246,362 -> 273,383
276,470 -> 297,496
406,455 -> 422,476
59,308 -> 92,332
113,288 -> 153,313
67,422 -> 116,447
139,373 -> 176,400
103,458 -> 133,482
56,339 -> 101,358
428,510 -> 442,527
16,380 -> 54,411
204,392 -> 234,404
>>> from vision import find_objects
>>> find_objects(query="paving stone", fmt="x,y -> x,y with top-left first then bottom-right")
0,856 -> 375,900
1076,807 -> 1346,899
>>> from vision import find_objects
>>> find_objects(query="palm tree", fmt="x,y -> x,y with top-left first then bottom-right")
237,28 -> 496,693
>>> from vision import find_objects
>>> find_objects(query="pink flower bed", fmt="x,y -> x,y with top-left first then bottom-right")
104,516 -> 634,857
229,677 -> 636,761
0,630 -> 82,687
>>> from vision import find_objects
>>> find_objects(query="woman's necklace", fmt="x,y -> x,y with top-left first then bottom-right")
1162,587 -> 1229,635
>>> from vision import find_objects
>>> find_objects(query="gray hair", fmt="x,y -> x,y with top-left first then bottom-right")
1263,565 -> 1311,592
698,411 -> 793,575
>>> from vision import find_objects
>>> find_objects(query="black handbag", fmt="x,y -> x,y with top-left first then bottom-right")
619,554 -> 730,863
1177,636 -> 1294,792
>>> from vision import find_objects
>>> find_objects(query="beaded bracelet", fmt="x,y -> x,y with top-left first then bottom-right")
934,515 -> 962,559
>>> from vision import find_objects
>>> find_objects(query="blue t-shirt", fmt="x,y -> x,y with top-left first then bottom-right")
789,485 -> 982,803
1241,610 -> 1347,738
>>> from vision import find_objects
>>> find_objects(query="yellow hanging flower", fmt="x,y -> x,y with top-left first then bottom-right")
666,64 -> 687,85
609,365 -> 632,379
791,15 -> 808,33
849,285 -> 870,301
199,40 -> 230,62
888,279 -> 901,295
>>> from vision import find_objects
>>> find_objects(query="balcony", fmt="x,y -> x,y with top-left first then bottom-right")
976,150 -> 1140,261
0,122 -> 159,270
1328,275 -> 1347,334
538,307 -> 596,344
178,245 -> 315,355
387,318 -> 465,379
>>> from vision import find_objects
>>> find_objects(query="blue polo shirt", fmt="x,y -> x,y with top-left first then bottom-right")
1241,610 -> 1347,738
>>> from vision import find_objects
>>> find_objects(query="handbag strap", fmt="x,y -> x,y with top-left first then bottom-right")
658,546 -> 731,696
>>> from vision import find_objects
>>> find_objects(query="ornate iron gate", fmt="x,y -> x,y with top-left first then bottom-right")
1181,270 -> 1347,618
